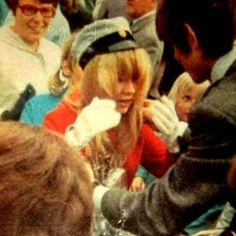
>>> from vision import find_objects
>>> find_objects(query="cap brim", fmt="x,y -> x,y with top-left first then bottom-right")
108,39 -> 139,52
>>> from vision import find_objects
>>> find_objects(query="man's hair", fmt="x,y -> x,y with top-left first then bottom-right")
5,0 -> 59,12
0,121 -> 93,236
156,0 -> 235,58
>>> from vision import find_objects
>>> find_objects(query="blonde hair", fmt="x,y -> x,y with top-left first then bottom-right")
0,121 -> 93,236
48,34 -> 81,96
168,72 -> 210,104
66,48 -> 151,182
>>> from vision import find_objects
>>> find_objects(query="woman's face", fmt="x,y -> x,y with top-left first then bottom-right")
114,78 -> 136,114
12,0 -> 55,48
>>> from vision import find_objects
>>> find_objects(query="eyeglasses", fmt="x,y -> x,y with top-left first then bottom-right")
18,4 -> 56,18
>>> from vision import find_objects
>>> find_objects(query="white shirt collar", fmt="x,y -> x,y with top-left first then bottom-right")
211,42 -> 236,83
132,10 -> 155,25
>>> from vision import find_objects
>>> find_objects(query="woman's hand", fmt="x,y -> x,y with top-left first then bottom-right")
143,96 -> 188,153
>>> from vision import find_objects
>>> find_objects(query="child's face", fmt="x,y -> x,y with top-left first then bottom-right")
176,86 -> 202,122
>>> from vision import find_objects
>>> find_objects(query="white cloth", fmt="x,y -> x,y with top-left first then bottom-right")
93,185 -> 109,209
143,96 -> 188,153
0,26 -> 61,115
65,97 -> 121,148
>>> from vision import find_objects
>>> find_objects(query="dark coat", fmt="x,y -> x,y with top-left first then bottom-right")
101,60 -> 236,236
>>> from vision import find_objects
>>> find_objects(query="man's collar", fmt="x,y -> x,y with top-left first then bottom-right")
132,10 -> 155,25
211,42 -> 236,83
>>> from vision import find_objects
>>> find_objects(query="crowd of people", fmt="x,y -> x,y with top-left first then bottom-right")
0,0 -> 236,235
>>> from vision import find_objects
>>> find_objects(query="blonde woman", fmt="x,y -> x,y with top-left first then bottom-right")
44,17 -> 174,188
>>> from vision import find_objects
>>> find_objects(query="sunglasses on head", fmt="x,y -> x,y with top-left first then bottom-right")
18,4 -> 56,18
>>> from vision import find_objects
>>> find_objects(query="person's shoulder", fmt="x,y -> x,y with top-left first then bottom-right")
0,25 -> 8,34
0,26 -> 13,41
192,73 -> 236,128
202,71 -> 236,107
27,94 -> 62,106
40,37 -> 62,53
39,37 -> 62,62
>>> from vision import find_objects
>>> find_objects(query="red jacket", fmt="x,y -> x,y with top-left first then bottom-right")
44,100 -> 175,186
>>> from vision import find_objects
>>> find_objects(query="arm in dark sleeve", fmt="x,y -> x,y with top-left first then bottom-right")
100,102 -> 236,236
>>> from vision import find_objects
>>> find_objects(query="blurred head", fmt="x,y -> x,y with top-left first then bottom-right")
0,121 -> 93,236
126,0 -> 157,19
10,0 -> 58,48
156,0 -> 235,82
168,72 -> 210,122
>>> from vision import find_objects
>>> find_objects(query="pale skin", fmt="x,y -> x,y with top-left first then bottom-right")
12,0 -> 56,51
176,86 -> 201,122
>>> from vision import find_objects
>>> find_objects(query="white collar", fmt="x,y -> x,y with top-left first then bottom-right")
132,10 -> 155,25
211,42 -> 236,83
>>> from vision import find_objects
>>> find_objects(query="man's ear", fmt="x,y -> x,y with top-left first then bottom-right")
184,23 -> 200,51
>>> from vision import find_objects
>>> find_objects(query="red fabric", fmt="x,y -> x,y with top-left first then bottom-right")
124,123 -> 175,186
44,101 -> 175,187
44,100 -> 77,134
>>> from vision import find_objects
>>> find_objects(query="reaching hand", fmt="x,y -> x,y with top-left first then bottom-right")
65,97 -> 121,148
143,96 -> 187,152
